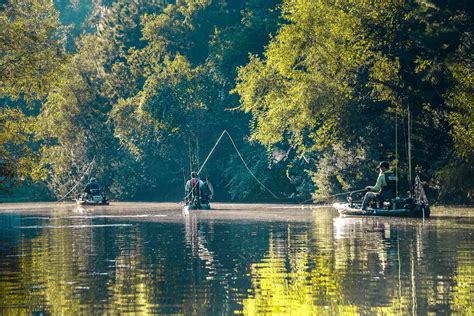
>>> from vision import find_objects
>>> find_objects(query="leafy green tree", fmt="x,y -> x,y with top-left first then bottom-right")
33,0 -> 169,199
0,0 -> 67,100
0,0 -> 66,194
441,30 -> 474,202
235,0 -> 473,203
0,108 -> 43,193
4,0 -> 470,203
108,0 -> 287,200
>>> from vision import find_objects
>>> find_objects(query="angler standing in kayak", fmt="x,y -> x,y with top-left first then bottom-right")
360,161 -> 398,210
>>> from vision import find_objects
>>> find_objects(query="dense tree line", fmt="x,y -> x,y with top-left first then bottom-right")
0,0 -> 472,203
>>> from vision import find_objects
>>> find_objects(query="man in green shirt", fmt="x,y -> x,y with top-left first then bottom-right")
361,161 -> 397,210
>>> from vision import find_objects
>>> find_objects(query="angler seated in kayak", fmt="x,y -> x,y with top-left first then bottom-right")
360,161 -> 397,210
185,171 -> 211,208
78,177 -> 108,205
84,177 -> 101,198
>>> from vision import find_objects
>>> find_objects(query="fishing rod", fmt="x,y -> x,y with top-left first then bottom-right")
330,188 -> 367,197
182,168 -> 187,203
298,188 -> 368,205
56,158 -> 96,202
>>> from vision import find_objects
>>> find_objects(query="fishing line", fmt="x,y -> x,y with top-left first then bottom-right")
56,158 -> 95,202
197,130 -> 227,175
197,130 -> 280,200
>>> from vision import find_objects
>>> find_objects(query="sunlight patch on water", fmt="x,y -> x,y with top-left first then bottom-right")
18,224 -> 133,229
67,215 -> 167,219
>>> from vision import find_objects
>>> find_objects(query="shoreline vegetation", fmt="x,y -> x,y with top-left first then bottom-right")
1,0 -> 472,205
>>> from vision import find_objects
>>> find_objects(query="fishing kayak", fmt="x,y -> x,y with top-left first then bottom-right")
333,202 -> 429,218
183,203 -> 211,212
76,194 -> 109,206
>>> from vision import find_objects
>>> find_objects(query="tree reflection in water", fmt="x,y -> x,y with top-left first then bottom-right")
241,215 -> 473,315
0,209 -> 472,314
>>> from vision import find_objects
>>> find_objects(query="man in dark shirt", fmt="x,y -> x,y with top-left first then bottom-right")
85,177 -> 100,196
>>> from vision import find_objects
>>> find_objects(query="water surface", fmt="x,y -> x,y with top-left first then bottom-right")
0,203 -> 472,314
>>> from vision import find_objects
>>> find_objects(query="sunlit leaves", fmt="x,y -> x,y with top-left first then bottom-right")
0,0 -> 67,100
235,0 -> 403,150
235,0 -> 474,202
0,108 -> 43,190
446,62 -> 474,162
0,0 -> 67,192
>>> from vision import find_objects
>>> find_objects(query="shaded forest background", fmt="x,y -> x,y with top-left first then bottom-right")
0,0 -> 472,204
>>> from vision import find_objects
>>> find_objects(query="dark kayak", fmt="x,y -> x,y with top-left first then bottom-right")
333,202 -> 430,218
183,203 -> 211,212
76,195 -> 109,206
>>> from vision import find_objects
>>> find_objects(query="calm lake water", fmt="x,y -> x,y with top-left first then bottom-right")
0,203 -> 472,315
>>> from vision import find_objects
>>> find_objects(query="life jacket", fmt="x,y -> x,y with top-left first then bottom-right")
381,171 -> 397,198
190,178 -> 200,188
190,178 -> 201,200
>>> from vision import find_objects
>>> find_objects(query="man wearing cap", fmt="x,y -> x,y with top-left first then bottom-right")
360,161 -> 398,210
